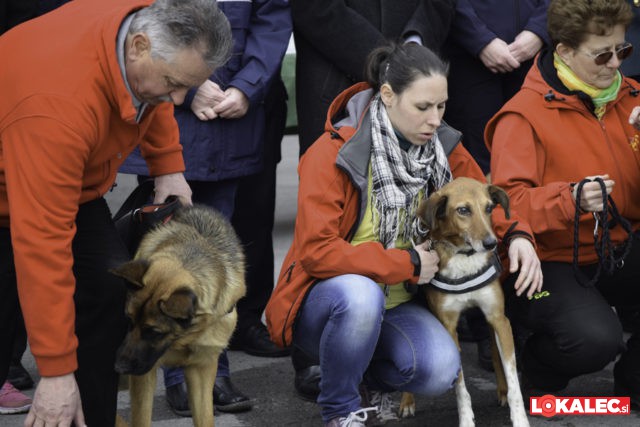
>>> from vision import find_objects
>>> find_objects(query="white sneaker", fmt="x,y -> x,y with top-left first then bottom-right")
325,407 -> 379,427
369,391 -> 399,423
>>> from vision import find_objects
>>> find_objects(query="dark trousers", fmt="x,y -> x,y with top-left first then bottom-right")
444,50 -> 532,174
231,77 -> 287,331
0,197 -> 128,427
504,234 -> 640,392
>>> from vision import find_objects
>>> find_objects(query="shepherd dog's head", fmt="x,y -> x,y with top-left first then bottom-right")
110,256 -> 201,375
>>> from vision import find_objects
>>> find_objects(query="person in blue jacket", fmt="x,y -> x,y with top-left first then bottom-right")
120,0 -> 292,416
443,0 -> 550,174
622,0 -> 640,80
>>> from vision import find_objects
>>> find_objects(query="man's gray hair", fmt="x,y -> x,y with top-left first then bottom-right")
129,0 -> 232,69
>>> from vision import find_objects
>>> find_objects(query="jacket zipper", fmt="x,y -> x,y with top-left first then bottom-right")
284,261 -> 296,282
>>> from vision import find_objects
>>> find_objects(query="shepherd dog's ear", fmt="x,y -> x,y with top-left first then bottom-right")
159,288 -> 198,328
109,259 -> 150,289
487,185 -> 510,219
418,192 -> 448,232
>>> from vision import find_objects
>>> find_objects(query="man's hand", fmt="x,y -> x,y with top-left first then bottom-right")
190,80 -> 226,121
572,174 -> 615,212
24,373 -> 85,427
507,30 -> 543,63
414,241 -> 440,284
153,172 -> 192,206
479,38 -> 521,73
213,87 -> 249,119
508,237 -> 543,298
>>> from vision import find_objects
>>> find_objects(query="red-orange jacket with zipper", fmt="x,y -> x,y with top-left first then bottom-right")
0,0 -> 184,376
266,82 -> 533,348
486,50 -> 640,264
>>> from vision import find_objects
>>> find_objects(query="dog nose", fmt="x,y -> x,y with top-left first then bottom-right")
482,237 -> 497,251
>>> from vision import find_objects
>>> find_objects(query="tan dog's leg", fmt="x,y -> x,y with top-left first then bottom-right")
484,311 -> 529,427
432,308 -> 475,427
129,369 -> 158,427
185,354 -> 219,427
115,413 -> 129,427
489,332 -> 508,405
398,391 -> 415,418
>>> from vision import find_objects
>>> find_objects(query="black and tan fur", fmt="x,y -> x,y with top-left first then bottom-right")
111,204 -> 246,427
399,177 -> 529,427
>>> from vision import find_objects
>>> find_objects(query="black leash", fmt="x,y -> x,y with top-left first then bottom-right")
572,178 -> 633,287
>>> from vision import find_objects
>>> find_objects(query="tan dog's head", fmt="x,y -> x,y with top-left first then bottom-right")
417,177 -> 510,255
110,257 -> 201,375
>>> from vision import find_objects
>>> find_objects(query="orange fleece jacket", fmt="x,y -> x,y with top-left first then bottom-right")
266,83 -> 533,347
486,57 -> 640,263
0,0 -> 185,376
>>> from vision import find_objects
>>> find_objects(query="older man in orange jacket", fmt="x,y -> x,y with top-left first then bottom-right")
0,0 -> 231,425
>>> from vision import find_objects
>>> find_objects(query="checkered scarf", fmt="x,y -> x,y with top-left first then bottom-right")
369,93 -> 452,248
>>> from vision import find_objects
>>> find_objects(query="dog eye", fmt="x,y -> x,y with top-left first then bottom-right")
141,327 -> 168,341
456,206 -> 471,216
486,204 -> 495,214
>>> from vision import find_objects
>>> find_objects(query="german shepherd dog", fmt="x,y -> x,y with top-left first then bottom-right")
110,204 -> 246,427
399,177 -> 529,427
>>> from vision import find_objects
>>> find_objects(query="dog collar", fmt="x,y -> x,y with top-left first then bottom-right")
429,254 -> 502,294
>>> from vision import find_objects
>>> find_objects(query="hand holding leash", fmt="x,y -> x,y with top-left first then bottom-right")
414,241 -> 439,284
508,237 -> 543,298
153,172 -> 193,206
24,373 -> 86,427
572,174 -> 614,212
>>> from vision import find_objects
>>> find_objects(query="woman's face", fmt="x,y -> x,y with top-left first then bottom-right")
381,74 -> 448,146
558,24 -> 627,89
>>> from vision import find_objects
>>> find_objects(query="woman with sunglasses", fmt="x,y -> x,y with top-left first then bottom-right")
486,0 -> 640,407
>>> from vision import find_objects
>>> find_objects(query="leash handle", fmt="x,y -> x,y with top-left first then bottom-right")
572,178 -> 633,287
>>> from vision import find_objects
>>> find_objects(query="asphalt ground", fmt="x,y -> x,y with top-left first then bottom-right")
4,135 -> 640,426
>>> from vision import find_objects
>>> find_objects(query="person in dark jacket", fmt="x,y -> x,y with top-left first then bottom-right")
292,0 -> 456,156
0,0 -> 37,34
120,0 -> 292,416
622,1 -> 640,80
443,0 -> 550,174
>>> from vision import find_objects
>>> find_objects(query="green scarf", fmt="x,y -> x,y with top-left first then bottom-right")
553,51 -> 621,119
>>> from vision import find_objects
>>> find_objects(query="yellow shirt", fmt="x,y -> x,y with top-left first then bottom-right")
350,169 -> 421,309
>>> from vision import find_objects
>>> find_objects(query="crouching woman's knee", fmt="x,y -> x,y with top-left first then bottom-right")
572,319 -> 623,374
414,333 -> 461,396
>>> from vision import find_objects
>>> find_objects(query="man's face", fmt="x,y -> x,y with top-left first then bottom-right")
125,33 -> 212,106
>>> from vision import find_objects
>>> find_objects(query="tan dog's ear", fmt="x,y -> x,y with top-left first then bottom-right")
419,192 -> 448,232
159,288 -> 197,325
109,259 -> 150,289
487,185 -> 510,219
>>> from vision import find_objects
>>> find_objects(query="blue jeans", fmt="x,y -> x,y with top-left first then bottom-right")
293,274 -> 460,422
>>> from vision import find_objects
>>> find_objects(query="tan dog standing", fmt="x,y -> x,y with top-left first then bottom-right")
111,204 -> 246,427
399,177 -> 529,427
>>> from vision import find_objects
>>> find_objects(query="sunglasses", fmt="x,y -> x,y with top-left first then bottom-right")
577,42 -> 633,65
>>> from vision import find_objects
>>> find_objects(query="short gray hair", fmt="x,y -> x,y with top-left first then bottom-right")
129,0 -> 232,69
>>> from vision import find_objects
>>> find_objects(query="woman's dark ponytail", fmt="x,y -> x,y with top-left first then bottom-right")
363,41 -> 449,95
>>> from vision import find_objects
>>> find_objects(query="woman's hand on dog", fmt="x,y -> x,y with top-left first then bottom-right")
508,237 -> 543,299
24,373 -> 86,427
415,242 -> 439,284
